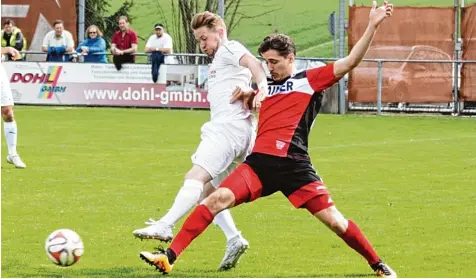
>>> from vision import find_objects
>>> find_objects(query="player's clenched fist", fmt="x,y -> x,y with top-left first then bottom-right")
231,86 -> 262,111
369,1 -> 394,28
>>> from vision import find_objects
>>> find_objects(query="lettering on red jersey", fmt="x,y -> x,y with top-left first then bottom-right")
253,63 -> 341,159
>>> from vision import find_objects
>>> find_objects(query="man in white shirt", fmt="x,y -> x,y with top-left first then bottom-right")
134,11 -> 268,271
41,20 -> 74,62
145,23 -> 175,64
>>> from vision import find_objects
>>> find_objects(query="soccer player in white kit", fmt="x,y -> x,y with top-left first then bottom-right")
133,11 -> 268,271
1,46 -> 26,168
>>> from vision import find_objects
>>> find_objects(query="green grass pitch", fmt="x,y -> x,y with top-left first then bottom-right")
1,106 -> 475,277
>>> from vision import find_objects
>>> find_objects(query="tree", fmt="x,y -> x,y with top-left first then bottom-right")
77,0 -> 135,48
157,0 -> 279,63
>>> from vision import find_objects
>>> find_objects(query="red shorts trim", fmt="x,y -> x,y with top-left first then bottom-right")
287,181 -> 329,208
303,194 -> 334,215
219,163 -> 263,206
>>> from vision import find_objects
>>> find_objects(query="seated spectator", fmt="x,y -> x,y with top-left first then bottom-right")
1,19 -> 27,61
110,16 -> 138,70
41,20 -> 74,62
76,25 -> 107,63
145,23 -> 174,64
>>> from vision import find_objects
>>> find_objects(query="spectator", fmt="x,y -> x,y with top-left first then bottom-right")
110,16 -> 138,69
1,19 -> 27,61
145,23 -> 174,64
76,25 -> 107,63
41,20 -> 74,62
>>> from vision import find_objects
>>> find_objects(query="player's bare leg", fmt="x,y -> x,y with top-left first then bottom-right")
2,106 -> 26,168
140,187 -> 240,274
201,182 -> 249,271
133,165 -> 210,241
134,165 -> 248,270
309,197 -> 397,278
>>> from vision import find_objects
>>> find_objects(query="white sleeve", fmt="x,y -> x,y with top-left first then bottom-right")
163,35 -> 173,49
65,32 -> 74,47
222,41 -> 251,67
42,32 -> 50,47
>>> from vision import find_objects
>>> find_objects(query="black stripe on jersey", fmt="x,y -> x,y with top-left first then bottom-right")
287,88 -> 324,160
292,70 -> 307,80
267,70 -> 308,86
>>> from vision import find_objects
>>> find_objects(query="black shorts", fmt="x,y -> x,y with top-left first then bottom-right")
219,153 -> 330,208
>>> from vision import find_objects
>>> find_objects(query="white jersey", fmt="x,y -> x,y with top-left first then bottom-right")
207,40 -> 252,122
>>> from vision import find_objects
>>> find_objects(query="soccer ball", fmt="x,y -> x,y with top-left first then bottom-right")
45,229 -> 84,266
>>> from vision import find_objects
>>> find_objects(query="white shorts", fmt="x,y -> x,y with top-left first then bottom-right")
1,65 -> 14,107
191,117 -> 257,188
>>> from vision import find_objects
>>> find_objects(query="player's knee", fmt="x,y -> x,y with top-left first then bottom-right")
1,106 -> 14,122
201,188 -> 234,215
185,165 -> 212,184
316,206 -> 348,234
198,182 -> 216,203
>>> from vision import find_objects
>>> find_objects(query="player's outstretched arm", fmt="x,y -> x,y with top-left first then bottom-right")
334,0 -> 393,78
239,53 -> 268,110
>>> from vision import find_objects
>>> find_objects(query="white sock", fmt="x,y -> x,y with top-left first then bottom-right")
160,179 -> 203,226
4,121 -> 18,156
214,209 -> 240,241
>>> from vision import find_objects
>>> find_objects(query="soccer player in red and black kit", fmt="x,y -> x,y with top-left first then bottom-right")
140,1 -> 396,277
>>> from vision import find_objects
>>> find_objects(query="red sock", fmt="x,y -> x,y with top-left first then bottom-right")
169,204 -> 214,258
339,220 -> 380,265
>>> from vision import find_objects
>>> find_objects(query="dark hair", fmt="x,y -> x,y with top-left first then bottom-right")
258,34 -> 296,57
3,19 -> 15,26
53,20 -> 64,27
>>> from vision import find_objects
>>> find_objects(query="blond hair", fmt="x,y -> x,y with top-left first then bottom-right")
191,11 -> 226,31
86,25 -> 103,38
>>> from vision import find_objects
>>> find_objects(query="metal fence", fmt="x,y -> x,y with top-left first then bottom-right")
350,59 -> 476,115
8,51 -> 476,115
344,0 -> 476,115
293,57 -> 476,116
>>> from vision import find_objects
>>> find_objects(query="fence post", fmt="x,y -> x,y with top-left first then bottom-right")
338,0 -> 346,115
218,0 -> 225,18
453,0 -> 460,115
78,0 -> 85,43
328,12 -> 337,58
377,60 -> 383,115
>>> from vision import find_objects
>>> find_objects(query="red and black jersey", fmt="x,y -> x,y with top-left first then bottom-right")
252,63 -> 341,160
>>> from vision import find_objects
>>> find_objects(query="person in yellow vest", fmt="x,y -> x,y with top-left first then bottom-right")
1,19 -> 27,61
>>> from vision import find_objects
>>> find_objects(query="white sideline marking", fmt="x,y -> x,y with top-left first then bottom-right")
16,107 -> 81,111
46,135 -> 476,153
308,135 -> 476,150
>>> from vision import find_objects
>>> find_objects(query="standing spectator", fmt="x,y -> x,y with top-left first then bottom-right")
110,16 -> 138,69
145,23 -> 174,64
76,25 -> 107,63
41,20 -> 74,62
1,19 -> 27,61
145,23 -> 174,82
